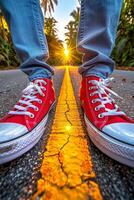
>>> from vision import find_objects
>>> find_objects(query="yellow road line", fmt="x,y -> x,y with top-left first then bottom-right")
32,66 -> 102,200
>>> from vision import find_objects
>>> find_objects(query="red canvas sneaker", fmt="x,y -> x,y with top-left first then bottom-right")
0,78 -> 55,164
80,76 -> 134,167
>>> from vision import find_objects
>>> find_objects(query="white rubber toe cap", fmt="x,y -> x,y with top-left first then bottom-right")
102,123 -> 134,145
0,123 -> 28,143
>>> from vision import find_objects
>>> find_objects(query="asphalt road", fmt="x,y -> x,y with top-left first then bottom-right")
0,67 -> 134,200
70,67 -> 134,200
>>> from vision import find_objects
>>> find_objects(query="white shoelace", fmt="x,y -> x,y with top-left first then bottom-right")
9,80 -> 47,118
88,78 -> 125,118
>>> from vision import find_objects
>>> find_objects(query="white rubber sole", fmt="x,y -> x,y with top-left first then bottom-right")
0,102 -> 55,165
84,114 -> 134,167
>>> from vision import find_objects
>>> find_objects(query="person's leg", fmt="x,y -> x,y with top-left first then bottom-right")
0,0 -> 53,81
77,0 -> 122,79
0,0 -> 55,164
79,0 -> 134,167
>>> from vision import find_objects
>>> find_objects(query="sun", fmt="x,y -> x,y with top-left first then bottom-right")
64,48 -> 69,57
64,43 -> 70,58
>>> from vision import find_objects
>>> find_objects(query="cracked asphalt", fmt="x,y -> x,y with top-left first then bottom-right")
0,66 -> 134,200
70,67 -> 134,200
33,67 -> 102,200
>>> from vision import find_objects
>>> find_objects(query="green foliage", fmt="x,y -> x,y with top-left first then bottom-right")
0,28 -> 19,67
45,17 -> 64,65
112,0 -> 134,66
65,7 -> 82,65
65,1 -> 134,67
41,0 -> 58,15
0,10 -> 19,67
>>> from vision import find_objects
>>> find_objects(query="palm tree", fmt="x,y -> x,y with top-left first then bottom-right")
65,7 -> 80,47
41,0 -> 58,15
45,17 -> 58,37
64,7 -> 82,65
65,21 -> 75,46
70,7 -> 80,29
0,10 -> 5,39
44,17 -> 64,65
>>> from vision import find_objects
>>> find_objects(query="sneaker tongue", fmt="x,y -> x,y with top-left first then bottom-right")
33,78 -> 48,88
105,101 -> 115,110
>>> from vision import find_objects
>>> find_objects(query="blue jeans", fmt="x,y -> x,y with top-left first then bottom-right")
0,0 -> 122,80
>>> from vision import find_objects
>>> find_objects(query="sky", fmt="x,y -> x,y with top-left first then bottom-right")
52,0 -> 79,41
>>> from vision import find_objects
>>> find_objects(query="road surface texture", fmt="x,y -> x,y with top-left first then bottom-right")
0,66 -> 134,200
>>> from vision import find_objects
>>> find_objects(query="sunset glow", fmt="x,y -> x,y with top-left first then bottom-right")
64,43 -> 70,58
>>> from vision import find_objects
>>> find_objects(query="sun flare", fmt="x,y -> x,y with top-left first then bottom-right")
64,43 -> 70,58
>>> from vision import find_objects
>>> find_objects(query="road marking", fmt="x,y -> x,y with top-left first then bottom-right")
32,66 -> 102,200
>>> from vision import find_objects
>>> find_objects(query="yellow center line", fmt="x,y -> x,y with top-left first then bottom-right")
32,66 -> 102,200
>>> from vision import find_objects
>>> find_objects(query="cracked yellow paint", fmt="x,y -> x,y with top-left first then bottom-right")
32,66 -> 102,200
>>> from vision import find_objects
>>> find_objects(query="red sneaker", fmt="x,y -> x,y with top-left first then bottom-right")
0,78 -> 55,164
80,76 -> 134,167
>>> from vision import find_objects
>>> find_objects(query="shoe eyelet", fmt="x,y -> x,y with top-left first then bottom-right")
34,107 -> 39,111
42,87 -> 46,91
42,94 -> 45,97
98,114 -> 104,118
95,107 -> 99,111
38,100 -> 42,104
91,99 -> 96,103
30,114 -> 34,118
90,93 -> 94,97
